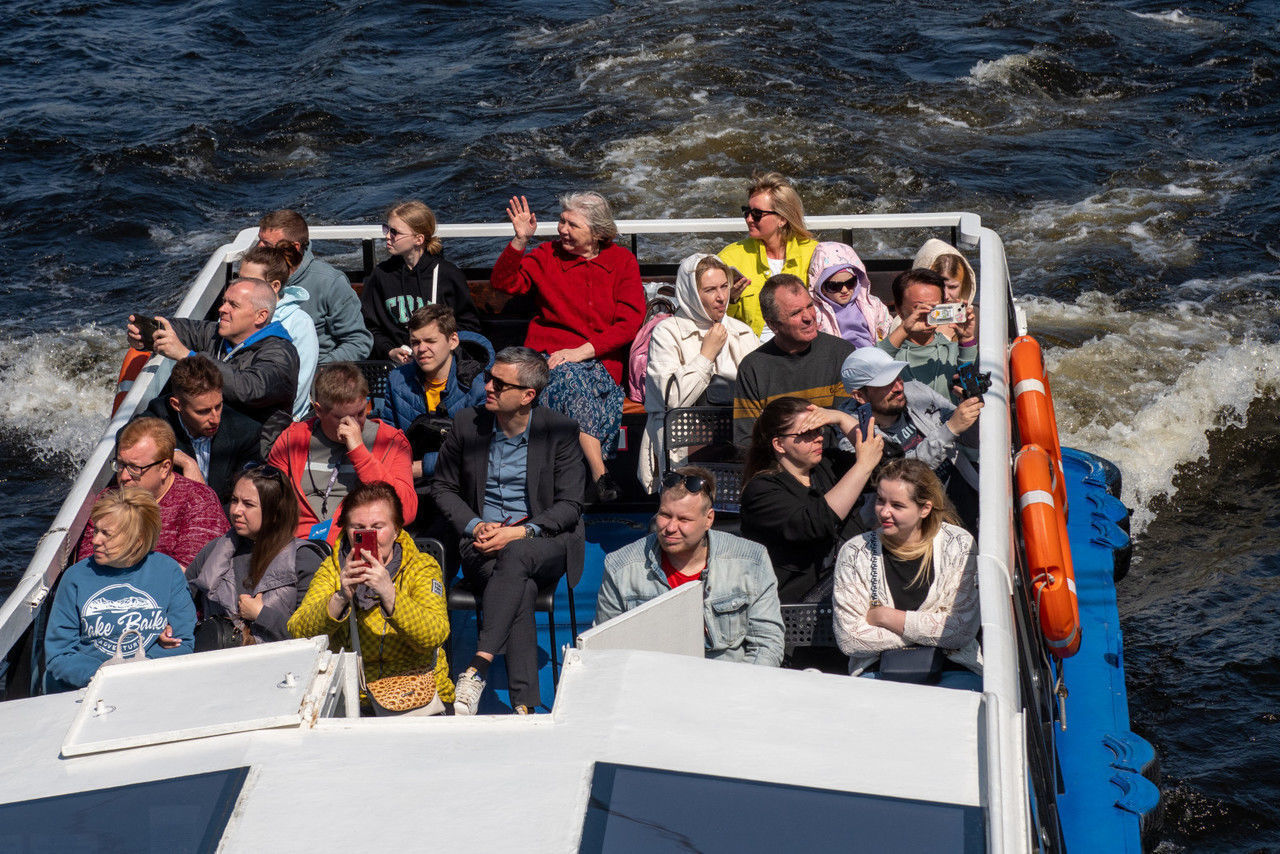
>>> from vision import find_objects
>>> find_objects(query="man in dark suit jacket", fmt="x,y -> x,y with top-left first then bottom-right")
146,355 -> 262,505
429,347 -> 586,715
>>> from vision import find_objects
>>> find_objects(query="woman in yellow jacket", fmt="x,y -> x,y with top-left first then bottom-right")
718,172 -> 818,336
288,480 -> 453,713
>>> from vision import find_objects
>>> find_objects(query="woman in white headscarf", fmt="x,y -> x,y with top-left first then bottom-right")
637,253 -> 760,493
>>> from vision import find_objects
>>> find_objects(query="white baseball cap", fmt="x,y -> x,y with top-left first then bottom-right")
841,347 -> 908,392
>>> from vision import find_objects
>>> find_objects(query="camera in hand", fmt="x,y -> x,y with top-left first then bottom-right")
957,362 -> 991,400
133,313 -> 160,351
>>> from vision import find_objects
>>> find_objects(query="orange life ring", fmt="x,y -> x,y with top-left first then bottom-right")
1009,335 -> 1068,515
112,349 -> 151,416
1014,443 -> 1081,659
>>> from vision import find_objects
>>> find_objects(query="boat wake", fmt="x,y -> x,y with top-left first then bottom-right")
0,326 -> 116,473
1026,292 -> 1280,535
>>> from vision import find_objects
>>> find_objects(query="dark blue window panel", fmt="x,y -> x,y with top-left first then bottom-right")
0,766 -> 248,854
580,762 -> 985,853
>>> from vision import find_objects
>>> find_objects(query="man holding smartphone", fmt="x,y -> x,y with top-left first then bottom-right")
127,278 -> 300,425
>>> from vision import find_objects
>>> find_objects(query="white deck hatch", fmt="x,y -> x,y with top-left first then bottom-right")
61,636 -> 334,757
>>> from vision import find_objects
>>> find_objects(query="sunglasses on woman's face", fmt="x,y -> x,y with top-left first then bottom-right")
821,277 -> 856,294
741,206 -> 778,223
382,224 -> 409,239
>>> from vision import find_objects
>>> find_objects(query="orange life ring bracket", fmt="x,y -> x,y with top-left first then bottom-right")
112,349 -> 152,416
1014,443 -> 1082,659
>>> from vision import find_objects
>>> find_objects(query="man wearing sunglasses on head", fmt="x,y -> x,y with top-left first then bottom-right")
429,347 -> 587,716
594,466 -> 784,667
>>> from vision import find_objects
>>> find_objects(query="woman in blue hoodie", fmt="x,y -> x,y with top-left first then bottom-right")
44,487 -> 196,692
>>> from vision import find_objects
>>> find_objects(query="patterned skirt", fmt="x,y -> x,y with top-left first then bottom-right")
542,359 -> 623,457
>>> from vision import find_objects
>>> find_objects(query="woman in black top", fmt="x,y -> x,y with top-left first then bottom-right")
360,200 -> 482,361
739,397 -> 882,603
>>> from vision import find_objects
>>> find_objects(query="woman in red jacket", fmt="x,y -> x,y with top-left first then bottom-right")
490,192 -> 644,501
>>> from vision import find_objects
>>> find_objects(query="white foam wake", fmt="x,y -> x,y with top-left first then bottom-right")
0,326 -> 118,471
1025,292 -> 1280,534
1128,9 -> 1199,25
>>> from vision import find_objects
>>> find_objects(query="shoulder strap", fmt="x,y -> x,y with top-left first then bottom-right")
429,264 -> 438,305
868,535 -> 882,606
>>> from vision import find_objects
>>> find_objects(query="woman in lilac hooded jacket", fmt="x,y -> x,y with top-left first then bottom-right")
807,242 -> 890,348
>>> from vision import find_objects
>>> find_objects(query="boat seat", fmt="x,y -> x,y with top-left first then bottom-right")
352,359 -> 395,413
663,407 -> 742,513
419,537 -> 579,685
781,601 -> 838,657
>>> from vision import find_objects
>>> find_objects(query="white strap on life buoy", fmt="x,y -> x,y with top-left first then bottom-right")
1013,378 -> 1045,398
1019,489 -> 1056,510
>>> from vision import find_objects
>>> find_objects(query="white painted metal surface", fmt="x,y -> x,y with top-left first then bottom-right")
574,581 -> 704,657
0,647 -> 984,851
62,637 -> 333,757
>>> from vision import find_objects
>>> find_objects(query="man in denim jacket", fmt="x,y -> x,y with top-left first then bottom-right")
595,466 -> 784,666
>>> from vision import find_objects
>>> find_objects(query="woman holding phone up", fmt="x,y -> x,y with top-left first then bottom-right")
288,481 -> 453,713
739,397 -> 883,603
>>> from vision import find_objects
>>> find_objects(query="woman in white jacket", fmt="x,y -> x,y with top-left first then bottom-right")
637,253 -> 759,492
832,458 -> 982,689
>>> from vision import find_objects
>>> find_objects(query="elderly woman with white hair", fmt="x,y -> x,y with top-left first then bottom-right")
637,253 -> 760,493
490,192 -> 645,501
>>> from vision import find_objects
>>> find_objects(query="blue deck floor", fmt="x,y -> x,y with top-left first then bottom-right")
446,514 -> 651,713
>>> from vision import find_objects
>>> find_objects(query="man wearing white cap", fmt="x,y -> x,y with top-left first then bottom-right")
841,347 -> 983,528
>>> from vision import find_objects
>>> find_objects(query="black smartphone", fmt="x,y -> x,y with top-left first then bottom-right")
854,402 -> 874,439
133,314 -> 160,350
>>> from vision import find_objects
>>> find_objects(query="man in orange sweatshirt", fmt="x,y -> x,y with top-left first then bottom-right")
268,362 -> 416,541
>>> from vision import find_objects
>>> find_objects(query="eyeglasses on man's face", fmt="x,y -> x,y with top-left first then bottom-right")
113,458 -> 164,478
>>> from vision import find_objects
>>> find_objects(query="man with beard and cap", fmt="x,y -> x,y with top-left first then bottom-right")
841,347 -> 982,530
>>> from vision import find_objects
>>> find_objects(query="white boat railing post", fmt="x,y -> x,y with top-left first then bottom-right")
974,226 -> 1031,851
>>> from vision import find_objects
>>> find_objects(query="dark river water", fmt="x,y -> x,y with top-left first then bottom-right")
2,1 -> 1277,849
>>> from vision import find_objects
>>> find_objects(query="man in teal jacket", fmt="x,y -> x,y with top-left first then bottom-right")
256,209 -> 373,363
595,466 -> 784,666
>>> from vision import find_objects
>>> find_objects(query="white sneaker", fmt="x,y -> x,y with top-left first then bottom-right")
454,667 -> 486,716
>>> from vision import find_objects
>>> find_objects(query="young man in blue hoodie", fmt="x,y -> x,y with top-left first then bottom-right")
131,277 -> 300,425
381,304 -> 493,479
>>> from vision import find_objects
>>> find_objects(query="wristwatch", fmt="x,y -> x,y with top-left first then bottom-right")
523,524 -> 537,539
